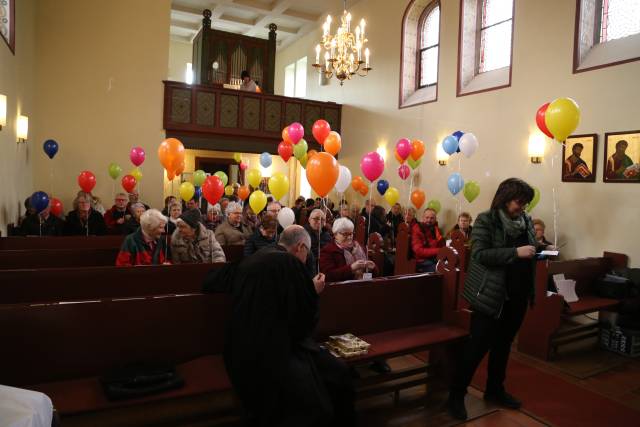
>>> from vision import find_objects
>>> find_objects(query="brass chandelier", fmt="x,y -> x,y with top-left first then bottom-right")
312,0 -> 371,85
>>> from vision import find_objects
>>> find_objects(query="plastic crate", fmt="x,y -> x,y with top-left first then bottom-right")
600,327 -> 640,357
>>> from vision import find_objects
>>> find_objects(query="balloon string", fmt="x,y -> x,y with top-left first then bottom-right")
365,182 -> 373,272
552,187 -> 558,248
406,169 -> 413,223
50,163 -> 54,197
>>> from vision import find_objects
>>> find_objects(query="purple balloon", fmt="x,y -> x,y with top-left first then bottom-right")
398,164 -> 410,180
452,130 -> 464,141
396,138 -> 412,160
130,146 -> 146,167
360,151 -> 385,182
288,122 -> 305,144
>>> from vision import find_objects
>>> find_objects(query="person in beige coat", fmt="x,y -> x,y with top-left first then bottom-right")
171,209 -> 226,264
215,202 -> 252,245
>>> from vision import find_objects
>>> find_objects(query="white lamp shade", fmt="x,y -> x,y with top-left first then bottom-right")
528,133 -> 545,158
0,94 -> 6,127
17,115 -> 28,140
436,142 -> 449,162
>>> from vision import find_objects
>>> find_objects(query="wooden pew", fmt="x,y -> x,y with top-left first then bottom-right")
366,232 -> 385,275
518,251 -> 629,360
394,222 -> 416,275
0,263 -> 221,305
354,215 -> 366,247
0,272 -> 468,425
221,244 -> 244,263
0,235 -> 125,250
0,247 -> 120,270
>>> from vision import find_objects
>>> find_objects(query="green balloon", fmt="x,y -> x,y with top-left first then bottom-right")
526,187 -> 540,212
193,169 -> 207,187
463,181 -> 480,203
214,171 -> 228,186
293,139 -> 308,160
299,154 -> 308,168
407,157 -> 422,170
108,162 -> 122,180
426,199 -> 441,214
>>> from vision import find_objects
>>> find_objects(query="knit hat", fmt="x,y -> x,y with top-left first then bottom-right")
178,208 -> 202,229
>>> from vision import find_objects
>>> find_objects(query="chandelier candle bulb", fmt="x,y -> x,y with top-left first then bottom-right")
365,48 -> 370,68
316,44 -> 321,64
346,13 -> 351,31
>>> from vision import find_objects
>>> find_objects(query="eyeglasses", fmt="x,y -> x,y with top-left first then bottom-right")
115,198 -> 127,202
310,217 -> 325,222
338,231 -> 354,237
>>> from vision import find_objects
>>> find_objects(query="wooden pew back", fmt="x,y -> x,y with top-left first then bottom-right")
0,248 -> 120,270
394,222 -> 416,275
0,293 -> 231,387
0,236 -> 124,250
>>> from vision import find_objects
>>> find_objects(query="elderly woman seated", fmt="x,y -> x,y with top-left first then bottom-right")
215,201 -> 252,245
320,217 -> 377,282
532,218 -> 552,246
64,193 -> 107,236
165,201 -> 182,235
171,209 -> 226,264
243,214 -> 278,257
116,209 -> 168,266
124,202 -> 146,235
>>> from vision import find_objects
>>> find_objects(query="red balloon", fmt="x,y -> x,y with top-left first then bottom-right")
77,171 -> 96,193
312,119 -> 331,145
239,162 -> 248,171
202,175 -> 224,205
536,102 -> 554,139
121,175 -> 137,193
278,140 -> 294,162
50,198 -> 63,217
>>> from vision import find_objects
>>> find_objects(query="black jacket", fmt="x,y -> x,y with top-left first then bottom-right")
20,214 -> 64,236
243,228 -> 277,257
63,209 -> 107,236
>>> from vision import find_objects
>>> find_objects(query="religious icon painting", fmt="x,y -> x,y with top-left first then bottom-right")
0,0 -> 14,54
603,130 -> 640,183
562,134 -> 597,183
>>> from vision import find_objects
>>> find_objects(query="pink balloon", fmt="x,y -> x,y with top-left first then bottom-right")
130,146 -> 146,166
360,151 -> 385,182
398,164 -> 410,180
239,162 -> 248,171
288,122 -> 305,145
396,138 -> 412,160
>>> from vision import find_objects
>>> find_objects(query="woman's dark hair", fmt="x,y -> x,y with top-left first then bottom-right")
490,178 -> 534,210
241,70 -> 250,79
372,205 -> 386,221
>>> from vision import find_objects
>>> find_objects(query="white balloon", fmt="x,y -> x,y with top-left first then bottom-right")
277,207 -> 295,228
335,165 -> 352,194
459,133 -> 478,158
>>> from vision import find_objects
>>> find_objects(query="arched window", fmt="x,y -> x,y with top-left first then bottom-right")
457,0 -> 515,96
574,0 -> 640,73
400,0 -> 440,108
418,4 -> 440,88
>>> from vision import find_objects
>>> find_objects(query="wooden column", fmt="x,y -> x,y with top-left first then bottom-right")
265,24 -> 277,94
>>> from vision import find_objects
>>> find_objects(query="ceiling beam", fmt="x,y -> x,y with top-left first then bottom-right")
281,9 -> 321,23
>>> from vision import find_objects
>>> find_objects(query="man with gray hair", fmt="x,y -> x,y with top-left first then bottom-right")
202,225 -> 354,426
116,209 -> 168,266
304,208 -> 332,262
214,201 -> 252,245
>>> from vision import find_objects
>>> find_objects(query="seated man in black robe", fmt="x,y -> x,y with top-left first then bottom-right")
203,225 -> 355,427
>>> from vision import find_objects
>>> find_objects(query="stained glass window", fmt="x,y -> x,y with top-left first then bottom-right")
418,4 -> 440,88
478,0 -> 513,73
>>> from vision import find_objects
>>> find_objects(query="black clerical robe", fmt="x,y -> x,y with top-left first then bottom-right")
203,245 -> 355,427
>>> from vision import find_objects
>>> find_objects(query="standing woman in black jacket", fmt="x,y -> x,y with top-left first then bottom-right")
447,178 -> 554,420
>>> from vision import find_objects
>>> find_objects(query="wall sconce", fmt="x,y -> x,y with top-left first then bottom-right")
0,94 -> 6,130
528,133 -> 545,164
376,145 -> 387,161
17,115 -> 29,143
436,142 -> 448,166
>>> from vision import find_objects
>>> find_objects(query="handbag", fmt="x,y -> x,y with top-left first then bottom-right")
100,363 -> 184,401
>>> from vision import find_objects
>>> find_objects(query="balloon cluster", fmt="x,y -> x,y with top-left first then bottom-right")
440,131 -> 481,202
394,138 -> 425,174
536,98 -> 581,142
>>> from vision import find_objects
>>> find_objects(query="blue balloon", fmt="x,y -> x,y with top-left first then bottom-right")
260,152 -> 272,168
442,135 -> 459,155
452,130 -> 464,141
43,139 -> 59,159
448,173 -> 464,196
194,186 -> 202,199
30,191 -> 50,213
376,179 -> 389,196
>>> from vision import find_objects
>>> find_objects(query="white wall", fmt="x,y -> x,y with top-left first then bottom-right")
275,0 -> 640,264
168,39 -> 193,82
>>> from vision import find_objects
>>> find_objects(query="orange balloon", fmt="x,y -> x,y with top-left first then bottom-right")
394,148 -> 405,164
323,131 -> 342,156
238,185 -> 250,201
167,170 -> 175,181
351,176 -> 365,192
358,185 -> 369,196
158,138 -> 185,175
411,189 -> 425,209
282,127 -> 292,144
410,139 -> 425,161
306,152 -> 339,197
307,149 -> 318,159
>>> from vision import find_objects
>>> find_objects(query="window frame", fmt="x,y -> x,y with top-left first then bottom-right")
475,0 -> 514,74
573,0 -> 640,73
416,1 -> 441,90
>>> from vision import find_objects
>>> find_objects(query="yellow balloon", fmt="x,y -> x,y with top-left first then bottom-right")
224,185 -> 234,196
268,172 -> 290,201
544,97 -> 580,142
233,153 -> 242,163
130,167 -> 143,182
179,181 -> 195,202
247,168 -> 262,188
384,187 -> 400,206
249,190 -> 267,214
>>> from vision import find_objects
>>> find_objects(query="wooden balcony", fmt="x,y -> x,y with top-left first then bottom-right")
163,81 -> 342,153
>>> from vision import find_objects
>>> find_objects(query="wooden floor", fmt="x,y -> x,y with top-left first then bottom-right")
355,342 -> 640,427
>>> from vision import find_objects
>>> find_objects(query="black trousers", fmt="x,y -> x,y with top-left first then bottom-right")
450,296 -> 528,397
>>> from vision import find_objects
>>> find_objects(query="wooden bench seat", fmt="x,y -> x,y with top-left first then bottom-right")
566,295 -> 620,315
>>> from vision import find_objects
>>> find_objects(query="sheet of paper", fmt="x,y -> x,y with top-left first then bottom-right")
553,273 -> 566,282
556,279 -> 579,303
540,250 -> 559,256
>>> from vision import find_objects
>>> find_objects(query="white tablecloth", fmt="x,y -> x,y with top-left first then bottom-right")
0,385 -> 52,427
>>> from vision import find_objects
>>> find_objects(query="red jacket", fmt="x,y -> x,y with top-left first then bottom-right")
319,241 -> 378,283
411,222 -> 445,263
104,206 -> 129,235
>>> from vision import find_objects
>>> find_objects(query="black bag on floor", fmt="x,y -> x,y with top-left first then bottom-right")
100,363 -> 184,401
595,274 -> 632,299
